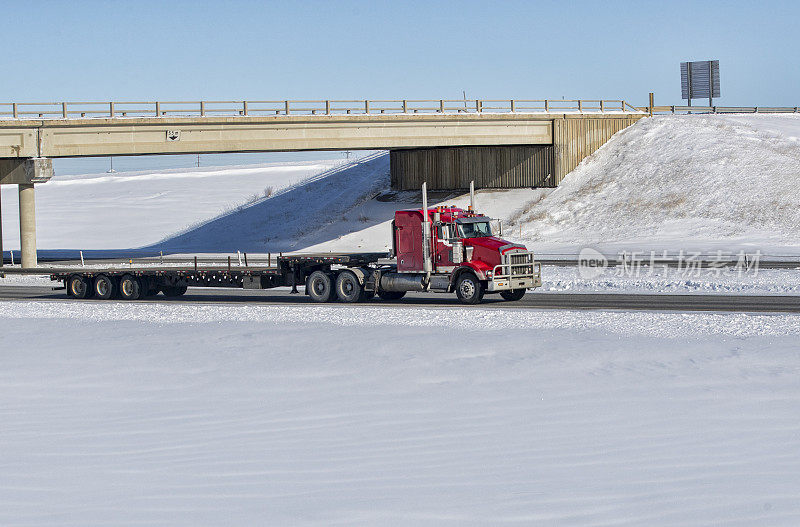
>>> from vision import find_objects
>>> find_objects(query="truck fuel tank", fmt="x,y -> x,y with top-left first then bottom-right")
379,273 -> 451,292
379,273 -> 426,292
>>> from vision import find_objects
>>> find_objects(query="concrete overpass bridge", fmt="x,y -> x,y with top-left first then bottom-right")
0,98 -> 645,267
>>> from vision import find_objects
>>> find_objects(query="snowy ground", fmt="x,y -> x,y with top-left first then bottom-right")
2,302 -> 800,526
540,265 -> 800,295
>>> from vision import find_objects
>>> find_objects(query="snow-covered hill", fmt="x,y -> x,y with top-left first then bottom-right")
150,153 -> 390,253
516,114 -> 800,255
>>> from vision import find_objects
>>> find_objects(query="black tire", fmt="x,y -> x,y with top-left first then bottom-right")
307,270 -> 335,302
93,274 -> 115,300
455,272 -> 484,304
377,290 -> 406,301
335,270 -> 365,303
163,284 -> 188,297
67,274 -> 91,299
118,274 -> 142,300
500,288 -> 526,301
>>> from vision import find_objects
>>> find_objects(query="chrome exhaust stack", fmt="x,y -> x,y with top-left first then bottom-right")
421,182 -> 432,277
469,180 -> 476,211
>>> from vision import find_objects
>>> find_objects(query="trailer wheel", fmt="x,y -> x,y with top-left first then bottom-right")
118,274 -> 142,300
500,289 -> 526,301
307,270 -> 335,302
93,274 -> 116,300
455,272 -> 484,304
163,285 -> 188,297
335,270 -> 364,303
377,290 -> 406,301
67,274 -> 90,299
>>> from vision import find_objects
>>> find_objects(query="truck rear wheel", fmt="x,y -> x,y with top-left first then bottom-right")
455,272 -> 484,304
93,274 -> 116,300
335,270 -> 364,303
307,270 -> 335,302
500,289 -> 526,301
118,274 -> 142,300
67,274 -> 91,299
377,290 -> 405,301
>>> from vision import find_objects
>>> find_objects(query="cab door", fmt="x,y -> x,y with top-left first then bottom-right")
396,211 -> 422,272
434,223 -> 457,270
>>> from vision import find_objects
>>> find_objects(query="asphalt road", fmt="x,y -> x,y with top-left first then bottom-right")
2,285 -> 800,313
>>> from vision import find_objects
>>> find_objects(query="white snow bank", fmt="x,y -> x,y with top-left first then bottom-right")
541,265 -> 800,295
2,304 -> 800,525
2,300 -> 800,337
718,114 -> 800,141
516,114 -> 800,255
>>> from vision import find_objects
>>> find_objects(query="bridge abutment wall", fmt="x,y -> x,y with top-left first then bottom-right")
390,115 -> 642,190
390,145 -> 554,190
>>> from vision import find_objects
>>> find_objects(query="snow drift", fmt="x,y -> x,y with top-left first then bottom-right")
516,114 -> 800,255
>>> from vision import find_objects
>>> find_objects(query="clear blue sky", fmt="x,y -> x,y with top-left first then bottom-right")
3,0 -> 798,106
3,0 -> 797,174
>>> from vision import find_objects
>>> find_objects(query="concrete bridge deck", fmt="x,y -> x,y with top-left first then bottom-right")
0,98 -> 642,158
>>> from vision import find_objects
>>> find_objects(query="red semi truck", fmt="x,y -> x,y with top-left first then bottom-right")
2,183 -> 542,304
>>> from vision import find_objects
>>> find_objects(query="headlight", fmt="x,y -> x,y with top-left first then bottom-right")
486,271 -> 493,278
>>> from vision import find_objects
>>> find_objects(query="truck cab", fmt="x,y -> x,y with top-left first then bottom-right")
391,204 -> 541,303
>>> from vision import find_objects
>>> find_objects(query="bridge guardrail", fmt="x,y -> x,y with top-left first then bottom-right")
639,105 -> 799,114
0,98 -> 643,120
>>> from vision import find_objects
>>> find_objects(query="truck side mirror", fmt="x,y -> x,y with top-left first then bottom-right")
490,219 -> 502,237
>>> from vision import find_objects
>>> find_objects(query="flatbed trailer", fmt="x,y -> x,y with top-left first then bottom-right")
0,252 -> 392,301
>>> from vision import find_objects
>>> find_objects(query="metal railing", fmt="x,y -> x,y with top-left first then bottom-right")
0,98 -> 643,120
642,105 -> 799,115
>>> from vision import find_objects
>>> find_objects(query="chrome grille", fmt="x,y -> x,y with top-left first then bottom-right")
510,253 -> 533,275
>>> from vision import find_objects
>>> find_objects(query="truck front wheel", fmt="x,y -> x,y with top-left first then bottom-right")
500,289 -> 526,301
455,272 -> 484,304
307,270 -> 335,302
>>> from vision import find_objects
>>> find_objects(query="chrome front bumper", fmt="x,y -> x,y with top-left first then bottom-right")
486,250 -> 542,292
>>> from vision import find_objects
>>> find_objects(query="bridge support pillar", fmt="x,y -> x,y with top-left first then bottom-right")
0,158 -> 53,268
18,184 -> 37,268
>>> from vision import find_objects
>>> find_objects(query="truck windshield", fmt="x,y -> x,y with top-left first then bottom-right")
456,221 -> 492,238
